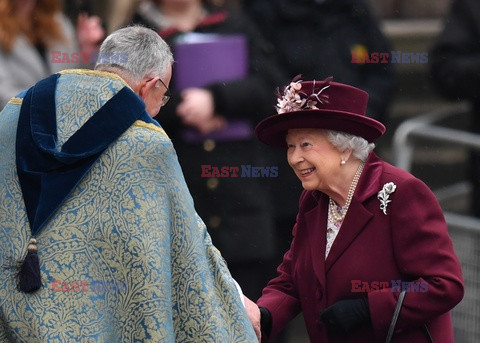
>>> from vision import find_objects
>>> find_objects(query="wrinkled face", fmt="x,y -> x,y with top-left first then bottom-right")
286,128 -> 342,192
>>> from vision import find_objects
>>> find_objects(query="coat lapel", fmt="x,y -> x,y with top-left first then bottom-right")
324,201 -> 372,273
325,153 -> 384,273
303,193 -> 328,285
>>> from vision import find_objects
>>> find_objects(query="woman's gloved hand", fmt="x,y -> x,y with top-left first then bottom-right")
320,298 -> 370,332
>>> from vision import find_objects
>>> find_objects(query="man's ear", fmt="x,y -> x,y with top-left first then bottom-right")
138,77 -> 156,100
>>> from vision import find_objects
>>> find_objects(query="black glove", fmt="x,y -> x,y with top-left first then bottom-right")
320,298 -> 371,333
259,306 -> 272,337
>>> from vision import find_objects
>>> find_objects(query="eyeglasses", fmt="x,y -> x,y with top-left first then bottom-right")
148,77 -> 171,107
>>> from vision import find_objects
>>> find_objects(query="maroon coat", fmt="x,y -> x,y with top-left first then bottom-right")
257,152 -> 464,342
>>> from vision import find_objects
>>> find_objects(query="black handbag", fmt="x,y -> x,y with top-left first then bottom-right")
385,290 -> 434,343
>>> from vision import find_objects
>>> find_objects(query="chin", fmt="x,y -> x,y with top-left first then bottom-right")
300,182 -> 317,191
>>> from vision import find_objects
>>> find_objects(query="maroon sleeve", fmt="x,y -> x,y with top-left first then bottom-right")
368,176 -> 464,338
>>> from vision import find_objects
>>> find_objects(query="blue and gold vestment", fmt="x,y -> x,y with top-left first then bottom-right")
0,70 -> 257,342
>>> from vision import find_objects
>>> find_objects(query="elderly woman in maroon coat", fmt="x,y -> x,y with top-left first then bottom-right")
247,77 -> 464,342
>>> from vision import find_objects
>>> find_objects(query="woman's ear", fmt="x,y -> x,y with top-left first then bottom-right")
342,148 -> 354,162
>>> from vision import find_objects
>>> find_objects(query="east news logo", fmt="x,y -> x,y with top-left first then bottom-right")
351,45 -> 428,64
201,165 -> 278,178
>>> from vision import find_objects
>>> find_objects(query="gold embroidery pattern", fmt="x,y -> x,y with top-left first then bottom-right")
0,74 -> 256,342
55,73 -> 127,147
133,121 -> 168,137
59,69 -> 129,87
7,97 -> 23,106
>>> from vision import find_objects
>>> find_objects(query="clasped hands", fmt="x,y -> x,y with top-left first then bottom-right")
176,88 -> 226,134
243,296 -> 370,342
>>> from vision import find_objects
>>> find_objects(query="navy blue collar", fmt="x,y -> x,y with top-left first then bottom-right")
16,73 -> 152,236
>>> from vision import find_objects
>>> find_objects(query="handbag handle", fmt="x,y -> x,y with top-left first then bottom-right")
385,290 -> 433,343
385,290 -> 406,343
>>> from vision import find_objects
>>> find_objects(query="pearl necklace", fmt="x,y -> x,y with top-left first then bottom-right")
329,161 -> 365,223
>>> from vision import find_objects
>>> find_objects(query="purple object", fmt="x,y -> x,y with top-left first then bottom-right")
173,33 -> 248,92
181,119 -> 252,143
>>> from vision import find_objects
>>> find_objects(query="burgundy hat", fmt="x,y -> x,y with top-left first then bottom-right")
255,76 -> 386,147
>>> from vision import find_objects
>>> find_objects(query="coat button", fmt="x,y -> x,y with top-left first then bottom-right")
203,139 -> 216,152
207,177 -> 219,190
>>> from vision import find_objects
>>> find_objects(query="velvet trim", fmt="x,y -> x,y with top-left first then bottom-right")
16,73 -> 152,236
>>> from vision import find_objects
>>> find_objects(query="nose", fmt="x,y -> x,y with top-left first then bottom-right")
288,147 -> 304,166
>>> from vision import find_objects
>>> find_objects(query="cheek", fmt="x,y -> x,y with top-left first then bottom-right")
147,96 -> 161,111
286,151 -> 293,166
144,98 -> 159,117
316,159 -> 338,176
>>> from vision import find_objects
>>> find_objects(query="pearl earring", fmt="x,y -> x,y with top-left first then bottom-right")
341,159 -> 346,165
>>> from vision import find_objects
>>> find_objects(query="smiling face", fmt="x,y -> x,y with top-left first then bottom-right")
286,128 -> 343,192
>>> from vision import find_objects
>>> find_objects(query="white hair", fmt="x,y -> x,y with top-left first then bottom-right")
95,25 -> 173,83
326,130 -> 375,162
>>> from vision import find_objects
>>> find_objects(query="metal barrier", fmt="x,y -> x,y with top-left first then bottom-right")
392,102 -> 480,229
392,103 -> 480,342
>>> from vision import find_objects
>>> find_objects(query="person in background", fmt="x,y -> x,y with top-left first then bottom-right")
0,0 -> 105,108
430,0 -> 480,218
129,0 -> 287,303
62,0 -> 142,35
244,0 -> 395,123
0,25 -> 259,342
246,76 -> 464,342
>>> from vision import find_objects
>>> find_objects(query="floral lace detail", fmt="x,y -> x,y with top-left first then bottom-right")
275,75 -> 332,114
326,207 -> 342,259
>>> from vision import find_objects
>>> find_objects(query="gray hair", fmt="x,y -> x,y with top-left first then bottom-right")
95,25 -> 173,83
326,130 -> 375,162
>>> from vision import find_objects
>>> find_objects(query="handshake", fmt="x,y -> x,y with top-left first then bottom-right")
244,296 -> 370,342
